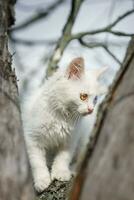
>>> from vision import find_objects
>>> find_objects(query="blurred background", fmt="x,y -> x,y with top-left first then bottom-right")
9,0 -> 134,99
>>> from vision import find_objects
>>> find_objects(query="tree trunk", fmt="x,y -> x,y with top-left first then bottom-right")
70,36 -> 134,200
0,0 -> 34,199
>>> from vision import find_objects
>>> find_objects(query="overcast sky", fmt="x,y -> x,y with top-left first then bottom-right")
11,0 -> 134,96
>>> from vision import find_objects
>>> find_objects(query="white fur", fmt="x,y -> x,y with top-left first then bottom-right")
22,64 -> 106,192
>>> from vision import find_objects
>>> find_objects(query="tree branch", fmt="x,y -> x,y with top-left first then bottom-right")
11,0 -> 66,31
44,8 -> 133,77
0,86 -> 20,111
10,36 -> 57,46
102,45 -> 121,65
79,39 -> 121,65
107,8 -> 134,29
37,179 -> 73,200
108,30 -> 134,37
46,0 -> 85,77
70,36 -> 134,200
71,9 -> 134,39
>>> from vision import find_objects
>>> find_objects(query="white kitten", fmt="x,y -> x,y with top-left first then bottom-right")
22,57 -> 107,193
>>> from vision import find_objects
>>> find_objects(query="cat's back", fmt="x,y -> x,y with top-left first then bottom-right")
22,71 -> 66,133
21,85 -> 48,134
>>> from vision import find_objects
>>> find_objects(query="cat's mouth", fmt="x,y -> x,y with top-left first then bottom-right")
82,109 -> 93,116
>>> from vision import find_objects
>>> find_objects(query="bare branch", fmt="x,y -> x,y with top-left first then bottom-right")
108,30 -> 134,37
10,36 -> 57,46
79,39 -> 121,65
81,37 -> 128,47
12,36 -> 126,47
102,45 -> 121,65
104,0 -> 116,44
11,0 -> 66,31
46,0 -> 85,77
107,8 -> 134,29
71,9 -> 134,39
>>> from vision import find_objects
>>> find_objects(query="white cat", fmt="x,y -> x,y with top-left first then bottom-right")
22,57 -> 107,193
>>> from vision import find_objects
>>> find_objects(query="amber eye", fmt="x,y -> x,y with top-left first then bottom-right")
80,93 -> 88,101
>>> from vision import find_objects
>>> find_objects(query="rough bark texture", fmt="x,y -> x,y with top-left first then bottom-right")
0,0 -> 34,199
37,179 -> 73,200
70,37 -> 134,200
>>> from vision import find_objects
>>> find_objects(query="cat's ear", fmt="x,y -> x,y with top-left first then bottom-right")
96,66 -> 108,79
66,57 -> 85,80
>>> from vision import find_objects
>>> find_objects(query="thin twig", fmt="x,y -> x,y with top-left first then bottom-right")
11,0 -> 66,31
103,45 -> 121,65
10,36 -> 57,46
107,8 -> 134,29
105,0 -> 117,46
108,30 -> 134,37
79,39 -> 121,65
71,9 -> 134,40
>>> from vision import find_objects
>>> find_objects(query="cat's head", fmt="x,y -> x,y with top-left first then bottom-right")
50,57 -> 107,117
63,57 -> 107,116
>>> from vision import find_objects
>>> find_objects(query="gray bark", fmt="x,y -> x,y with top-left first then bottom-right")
70,37 -> 134,200
38,179 -> 73,200
1,1 -> 133,200
0,0 -> 34,199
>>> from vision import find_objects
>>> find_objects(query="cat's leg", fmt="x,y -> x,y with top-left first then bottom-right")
51,150 -> 72,181
26,138 -> 51,192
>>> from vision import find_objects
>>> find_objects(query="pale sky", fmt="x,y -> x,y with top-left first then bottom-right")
11,0 -> 134,96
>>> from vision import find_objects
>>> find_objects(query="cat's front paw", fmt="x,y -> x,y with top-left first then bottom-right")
34,173 -> 51,193
51,167 -> 72,181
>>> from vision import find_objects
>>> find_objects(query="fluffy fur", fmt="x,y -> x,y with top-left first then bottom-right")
22,57 -> 107,192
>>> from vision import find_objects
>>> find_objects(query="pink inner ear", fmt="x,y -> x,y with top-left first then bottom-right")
67,57 -> 85,79
68,64 -> 79,79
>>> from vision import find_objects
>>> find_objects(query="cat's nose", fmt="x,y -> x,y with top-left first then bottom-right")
88,107 -> 93,114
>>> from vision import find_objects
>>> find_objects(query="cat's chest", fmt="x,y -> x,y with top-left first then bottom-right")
39,114 -> 73,146
48,116 -> 72,135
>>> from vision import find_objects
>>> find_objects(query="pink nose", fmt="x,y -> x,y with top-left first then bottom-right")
88,107 -> 93,114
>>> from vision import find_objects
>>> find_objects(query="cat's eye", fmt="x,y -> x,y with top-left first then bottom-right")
93,96 -> 98,105
80,93 -> 88,101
